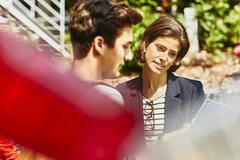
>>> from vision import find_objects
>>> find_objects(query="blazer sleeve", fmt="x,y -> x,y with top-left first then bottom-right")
191,80 -> 205,118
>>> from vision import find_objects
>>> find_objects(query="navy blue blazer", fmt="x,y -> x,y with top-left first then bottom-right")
116,72 -> 205,144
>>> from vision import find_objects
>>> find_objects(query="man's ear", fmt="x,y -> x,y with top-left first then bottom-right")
93,36 -> 105,55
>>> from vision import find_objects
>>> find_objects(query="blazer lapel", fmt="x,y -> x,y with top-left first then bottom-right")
164,72 -> 182,133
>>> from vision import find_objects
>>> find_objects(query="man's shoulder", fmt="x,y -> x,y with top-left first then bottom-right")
94,84 -> 125,105
116,76 -> 139,90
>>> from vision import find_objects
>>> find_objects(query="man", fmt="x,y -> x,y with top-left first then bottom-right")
69,1 -> 143,158
69,0 -> 142,104
0,0 -> 142,159
70,0 -> 142,80
0,31 -> 137,160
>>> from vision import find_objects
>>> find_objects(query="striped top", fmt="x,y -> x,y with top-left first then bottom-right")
143,95 -> 166,143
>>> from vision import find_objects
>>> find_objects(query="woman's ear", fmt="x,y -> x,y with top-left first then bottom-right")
141,41 -> 147,62
93,36 -> 105,55
142,41 -> 146,53
169,59 -> 181,72
174,60 -> 180,66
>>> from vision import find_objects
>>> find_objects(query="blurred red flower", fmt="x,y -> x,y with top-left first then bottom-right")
233,38 -> 240,57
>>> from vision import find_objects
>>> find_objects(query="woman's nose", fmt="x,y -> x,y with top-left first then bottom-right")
159,51 -> 168,61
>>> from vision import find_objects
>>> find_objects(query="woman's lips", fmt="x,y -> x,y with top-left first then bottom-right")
154,61 -> 166,68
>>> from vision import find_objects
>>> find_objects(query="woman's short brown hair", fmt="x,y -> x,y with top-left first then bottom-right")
136,15 -> 189,72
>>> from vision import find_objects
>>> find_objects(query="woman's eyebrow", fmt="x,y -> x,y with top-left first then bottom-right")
155,43 -> 167,49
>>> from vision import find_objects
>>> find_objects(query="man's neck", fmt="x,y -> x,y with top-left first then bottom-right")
72,57 -> 103,81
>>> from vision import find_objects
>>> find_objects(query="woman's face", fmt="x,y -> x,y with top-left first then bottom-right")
144,37 -> 180,75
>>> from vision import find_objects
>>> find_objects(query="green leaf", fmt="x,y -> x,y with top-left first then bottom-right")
202,4 -> 213,11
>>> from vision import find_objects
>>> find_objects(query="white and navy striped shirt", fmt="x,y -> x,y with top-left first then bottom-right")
143,95 -> 166,143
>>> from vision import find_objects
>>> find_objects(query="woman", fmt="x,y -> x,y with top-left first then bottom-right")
117,15 -> 205,147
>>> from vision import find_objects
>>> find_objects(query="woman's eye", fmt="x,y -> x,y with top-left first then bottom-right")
156,46 -> 165,52
169,52 -> 177,58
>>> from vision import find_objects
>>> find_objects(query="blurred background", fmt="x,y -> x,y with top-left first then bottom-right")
0,0 -> 240,159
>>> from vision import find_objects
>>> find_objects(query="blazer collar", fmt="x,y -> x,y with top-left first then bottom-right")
133,72 -> 181,96
134,75 -> 143,93
167,72 -> 181,97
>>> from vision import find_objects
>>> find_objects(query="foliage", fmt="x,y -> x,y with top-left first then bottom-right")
191,0 -> 240,58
